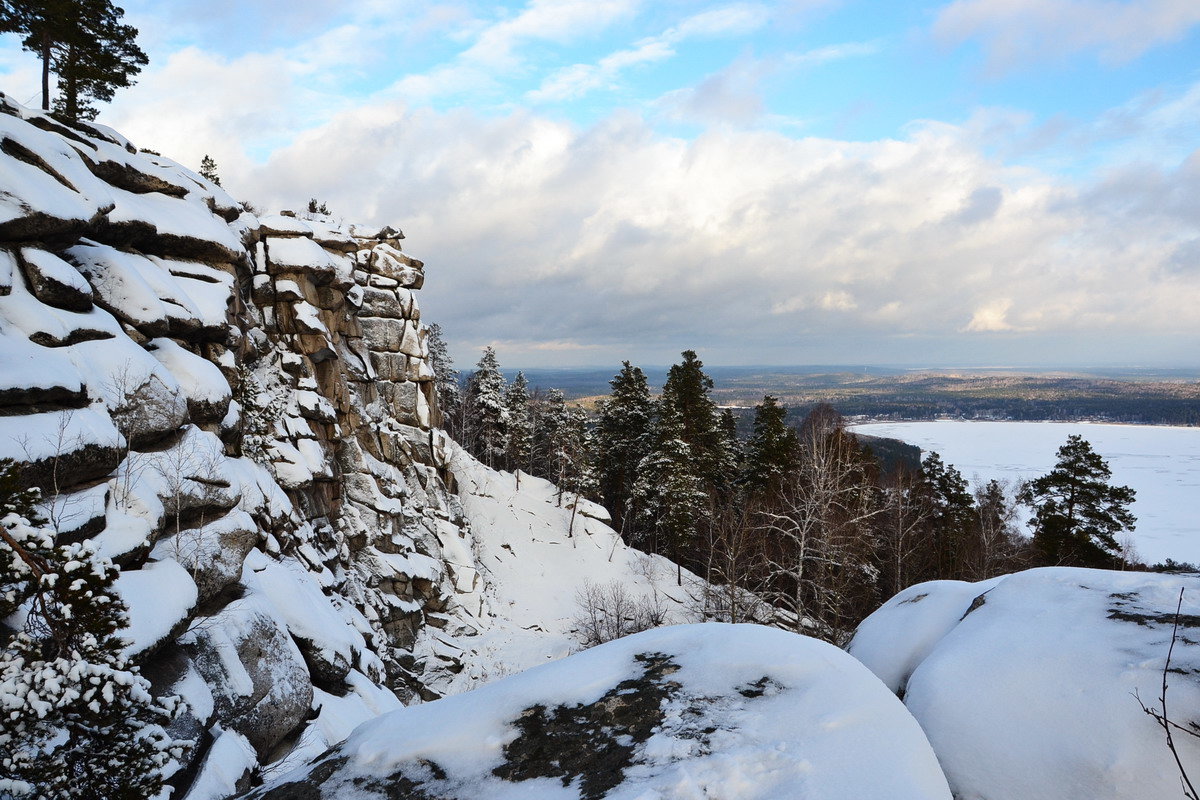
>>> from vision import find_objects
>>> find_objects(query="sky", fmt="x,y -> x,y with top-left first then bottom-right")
2,0 -> 1199,370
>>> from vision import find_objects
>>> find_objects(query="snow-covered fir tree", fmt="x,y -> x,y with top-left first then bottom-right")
232,364 -> 278,462
530,388 -> 568,481
463,347 -> 508,468
424,323 -> 460,424
633,399 -> 709,581
503,372 -> 532,482
596,362 -> 655,540
660,351 -> 735,495
551,405 -> 598,506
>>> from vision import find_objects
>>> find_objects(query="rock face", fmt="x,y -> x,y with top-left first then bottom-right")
848,567 -> 1200,800
0,93 -> 582,796
0,92 -> 718,800
237,624 -> 953,800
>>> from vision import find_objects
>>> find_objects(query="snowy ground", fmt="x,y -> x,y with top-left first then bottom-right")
854,420 -> 1200,565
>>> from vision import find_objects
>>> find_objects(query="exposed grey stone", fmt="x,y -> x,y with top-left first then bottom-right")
359,287 -> 403,319
167,514 -> 259,604
359,316 -> 404,353
185,598 -> 314,758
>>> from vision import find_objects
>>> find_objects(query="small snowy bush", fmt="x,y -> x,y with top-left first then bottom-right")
0,459 -> 191,800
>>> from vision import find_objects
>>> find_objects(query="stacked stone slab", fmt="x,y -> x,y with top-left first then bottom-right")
249,211 -> 479,699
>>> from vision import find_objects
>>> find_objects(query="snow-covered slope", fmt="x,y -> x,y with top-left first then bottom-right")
0,93 -> 705,798
239,623 -> 953,800
849,567 -> 1200,800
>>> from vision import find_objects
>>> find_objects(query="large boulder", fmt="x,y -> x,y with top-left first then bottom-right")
238,623 -> 952,800
183,596 -> 315,759
849,567 -> 1200,800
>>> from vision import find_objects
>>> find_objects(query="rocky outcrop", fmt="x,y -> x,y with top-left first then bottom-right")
0,92 -> 718,800
849,567 -> 1200,800
0,93 -> 481,795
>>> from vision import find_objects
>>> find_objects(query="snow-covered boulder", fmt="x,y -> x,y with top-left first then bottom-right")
849,567 -> 1200,800
239,623 -> 953,800
183,595 -> 315,758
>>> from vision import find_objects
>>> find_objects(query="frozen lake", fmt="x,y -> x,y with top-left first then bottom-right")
852,420 -> 1200,566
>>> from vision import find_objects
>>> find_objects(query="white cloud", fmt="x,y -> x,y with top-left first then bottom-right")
656,41 -> 878,127
529,3 -> 773,104
462,0 -> 641,68
528,38 -> 674,102
102,47 -> 332,175
934,0 -> 1200,72
233,96 -> 1200,366
964,298 -> 1022,332
658,57 -> 770,125
784,40 -> 880,66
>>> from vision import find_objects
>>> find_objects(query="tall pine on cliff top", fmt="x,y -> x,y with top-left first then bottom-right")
0,0 -> 148,119
0,460 -> 189,799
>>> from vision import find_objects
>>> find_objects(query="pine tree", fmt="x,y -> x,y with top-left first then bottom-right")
1019,434 -> 1136,567
503,372 -> 532,481
463,347 -> 507,468
552,405 -> 598,504
660,350 -> 730,493
530,388 -> 567,482
0,0 -> 148,119
424,323 -> 460,427
633,397 -> 709,581
199,154 -> 221,186
0,459 -> 189,799
596,362 -> 654,538
739,395 -> 799,501
921,452 -> 975,579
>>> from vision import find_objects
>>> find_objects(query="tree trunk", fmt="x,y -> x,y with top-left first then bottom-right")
41,31 -> 51,111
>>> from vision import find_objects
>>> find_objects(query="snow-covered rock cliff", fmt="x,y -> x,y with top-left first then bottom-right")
0,93 -> 695,798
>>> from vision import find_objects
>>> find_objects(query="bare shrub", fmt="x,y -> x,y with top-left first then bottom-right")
573,579 -> 668,648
